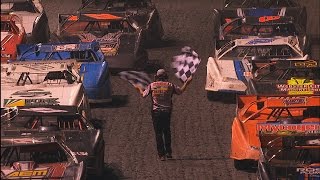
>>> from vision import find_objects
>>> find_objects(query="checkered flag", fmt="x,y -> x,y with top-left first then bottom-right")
171,46 -> 201,82
119,71 -> 152,91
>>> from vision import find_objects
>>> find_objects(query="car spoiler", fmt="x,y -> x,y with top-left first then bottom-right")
1,59 -> 79,73
1,135 -> 62,147
1,105 -> 79,117
17,41 -> 100,56
236,95 -> 320,122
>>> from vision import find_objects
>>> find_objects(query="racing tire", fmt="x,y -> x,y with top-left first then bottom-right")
96,143 -> 105,177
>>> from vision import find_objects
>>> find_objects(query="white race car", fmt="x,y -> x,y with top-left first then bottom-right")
1,60 -> 91,119
205,36 -> 309,100
1,0 -> 50,43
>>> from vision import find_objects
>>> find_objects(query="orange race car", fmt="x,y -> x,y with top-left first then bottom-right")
230,95 -> 320,170
1,14 -> 26,61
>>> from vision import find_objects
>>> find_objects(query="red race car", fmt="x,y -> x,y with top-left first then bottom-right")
1,14 -> 26,61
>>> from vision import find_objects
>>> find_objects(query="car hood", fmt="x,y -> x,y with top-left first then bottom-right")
10,12 -> 40,34
1,84 -> 83,108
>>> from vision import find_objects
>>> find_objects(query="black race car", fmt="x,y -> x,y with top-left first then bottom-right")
57,12 -> 149,71
246,60 -> 320,95
212,0 -> 307,39
1,106 -> 105,178
80,0 -> 164,44
257,117 -> 320,180
1,135 -> 86,180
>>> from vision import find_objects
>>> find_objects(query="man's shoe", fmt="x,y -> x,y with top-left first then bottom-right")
166,153 -> 172,159
159,156 -> 166,161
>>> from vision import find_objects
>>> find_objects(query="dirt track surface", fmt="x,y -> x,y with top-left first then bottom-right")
42,0 -> 319,179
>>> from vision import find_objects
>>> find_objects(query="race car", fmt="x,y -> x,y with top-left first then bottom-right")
216,16 -> 311,55
80,0 -> 164,44
15,42 -> 113,103
205,36 -> 310,100
230,95 -> 320,170
213,0 -> 307,38
1,0 -> 50,43
1,135 -> 86,180
1,60 -> 91,119
1,105 -> 105,177
1,14 -> 26,61
257,121 -> 320,179
56,12 -> 149,70
247,60 -> 320,95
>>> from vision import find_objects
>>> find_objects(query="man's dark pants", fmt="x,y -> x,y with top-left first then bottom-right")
152,110 -> 172,157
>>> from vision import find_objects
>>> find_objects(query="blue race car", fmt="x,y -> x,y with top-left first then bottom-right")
16,41 -> 112,103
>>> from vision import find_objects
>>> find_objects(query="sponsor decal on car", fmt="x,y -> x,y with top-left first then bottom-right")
53,44 -> 80,51
276,78 -> 319,95
297,166 -> 320,177
294,60 -> 318,68
246,38 -> 274,45
101,47 -> 118,56
258,16 -> 280,23
6,169 -> 48,177
257,123 -> 320,136
4,98 -> 59,107
282,97 -> 307,106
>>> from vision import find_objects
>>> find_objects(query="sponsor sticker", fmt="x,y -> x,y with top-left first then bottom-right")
276,78 -> 319,95
258,16 -> 280,23
297,167 -> 320,176
257,123 -> 320,135
294,60 -> 318,68
246,38 -> 273,45
54,44 -> 79,51
7,169 -> 48,177
4,98 -> 59,107
101,47 -> 118,56
282,97 -> 307,106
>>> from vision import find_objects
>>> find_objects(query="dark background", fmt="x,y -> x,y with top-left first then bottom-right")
41,0 -> 319,179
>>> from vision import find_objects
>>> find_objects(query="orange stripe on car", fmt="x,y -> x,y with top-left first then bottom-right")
68,14 -> 122,21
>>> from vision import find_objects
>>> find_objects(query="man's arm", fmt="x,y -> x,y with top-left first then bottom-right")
175,76 -> 193,94
135,84 -> 150,97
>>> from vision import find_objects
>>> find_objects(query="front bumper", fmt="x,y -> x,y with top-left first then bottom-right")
205,73 -> 247,92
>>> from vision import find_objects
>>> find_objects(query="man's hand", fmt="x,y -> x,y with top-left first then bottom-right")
134,85 -> 144,96
185,76 -> 193,85
180,76 -> 193,92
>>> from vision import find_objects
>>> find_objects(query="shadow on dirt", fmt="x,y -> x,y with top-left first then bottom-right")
90,95 -> 129,108
207,92 -> 237,104
146,38 -> 180,49
87,163 -> 126,180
